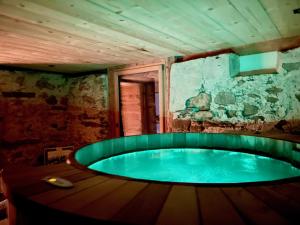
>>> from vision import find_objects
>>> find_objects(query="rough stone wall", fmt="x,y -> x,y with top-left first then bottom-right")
169,47 -> 300,136
0,69 -> 110,166
68,74 -> 110,149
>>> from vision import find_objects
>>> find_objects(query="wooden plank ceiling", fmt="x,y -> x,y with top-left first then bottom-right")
0,0 -> 300,73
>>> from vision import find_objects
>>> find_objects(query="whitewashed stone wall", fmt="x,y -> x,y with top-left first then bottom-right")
169,47 -> 300,134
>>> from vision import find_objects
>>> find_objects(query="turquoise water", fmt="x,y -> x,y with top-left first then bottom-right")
88,148 -> 300,183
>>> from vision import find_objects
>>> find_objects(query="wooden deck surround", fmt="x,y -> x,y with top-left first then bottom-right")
2,134 -> 300,225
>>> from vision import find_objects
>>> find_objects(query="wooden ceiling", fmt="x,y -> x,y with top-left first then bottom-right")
0,0 -> 300,73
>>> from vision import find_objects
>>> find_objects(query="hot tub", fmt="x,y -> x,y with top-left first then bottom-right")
3,133 -> 300,225
74,133 -> 300,184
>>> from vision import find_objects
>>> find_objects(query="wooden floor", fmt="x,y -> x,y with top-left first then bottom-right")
2,162 -> 300,225
0,219 -> 7,225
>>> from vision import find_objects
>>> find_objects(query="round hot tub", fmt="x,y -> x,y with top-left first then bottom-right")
74,133 -> 300,184
3,133 -> 300,225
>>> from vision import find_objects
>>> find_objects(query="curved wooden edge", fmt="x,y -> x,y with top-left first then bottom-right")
68,133 -> 300,187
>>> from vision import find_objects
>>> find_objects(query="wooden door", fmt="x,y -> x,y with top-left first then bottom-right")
120,82 -> 156,136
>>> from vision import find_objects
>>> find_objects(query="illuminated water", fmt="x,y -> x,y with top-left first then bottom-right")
89,148 -> 300,183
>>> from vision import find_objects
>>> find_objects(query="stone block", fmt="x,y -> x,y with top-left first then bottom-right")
172,119 -> 191,132
243,103 -> 259,116
82,95 -> 96,105
190,121 -> 204,132
186,92 -> 211,110
295,92 -> 300,102
45,95 -> 57,105
51,105 -> 67,111
2,91 -> 35,98
193,111 -> 213,121
248,93 -> 260,98
266,96 -> 278,103
60,96 -> 69,106
81,121 -> 101,128
265,86 -> 283,95
214,91 -> 235,105
226,110 -> 237,118
282,62 -> 300,72
36,78 -> 55,90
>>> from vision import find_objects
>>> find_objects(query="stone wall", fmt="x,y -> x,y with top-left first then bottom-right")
68,74 -> 110,148
169,47 -> 300,136
0,69 -> 110,166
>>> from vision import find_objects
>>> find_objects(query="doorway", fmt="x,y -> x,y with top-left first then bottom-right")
120,72 -> 159,136
110,64 -> 165,137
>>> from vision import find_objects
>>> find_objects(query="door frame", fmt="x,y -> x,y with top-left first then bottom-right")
109,63 -> 166,137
